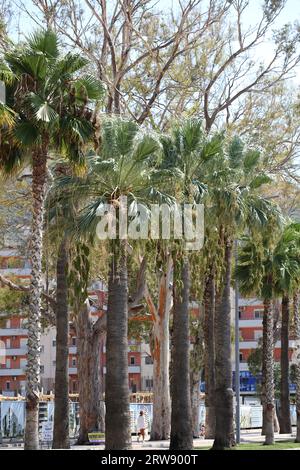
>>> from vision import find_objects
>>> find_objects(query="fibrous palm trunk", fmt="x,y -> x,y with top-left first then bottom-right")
294,292 -> 300,442
203,267 -> 216,439
105,243 -> 131,450
212,237 -> 235,450
53,237 -> 70,449
148,255 -> 172,441
24,149 -> 48,450
170,258 -> 193,450
279,295 -> 291,434
262,296 -> 275,445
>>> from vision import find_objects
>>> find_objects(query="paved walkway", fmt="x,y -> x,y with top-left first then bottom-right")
1,430 -> 299,450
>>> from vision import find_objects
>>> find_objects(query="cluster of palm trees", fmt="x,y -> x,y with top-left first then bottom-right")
0,29 -> 299,451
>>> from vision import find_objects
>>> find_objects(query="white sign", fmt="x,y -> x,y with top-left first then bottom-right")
41,421 -> 53,442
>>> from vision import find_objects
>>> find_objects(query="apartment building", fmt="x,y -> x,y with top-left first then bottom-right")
0,249 -> 147,394
234,297 -> 296,394
0,248 -> 30,396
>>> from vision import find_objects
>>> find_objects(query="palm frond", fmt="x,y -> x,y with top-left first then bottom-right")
27,29 -> 59,59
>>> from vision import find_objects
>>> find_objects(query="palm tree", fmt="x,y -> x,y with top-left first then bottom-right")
159,120 -> 222,450
236,230 -> 287,445
54,118 -> 165,450
0,29 -> 103,449
210,137 -> 282,449
273,223 -> 300,433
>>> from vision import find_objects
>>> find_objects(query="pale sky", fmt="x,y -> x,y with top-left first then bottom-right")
7,0 -> 300,82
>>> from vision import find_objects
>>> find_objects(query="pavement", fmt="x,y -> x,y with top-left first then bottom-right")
0,429 -> 300,450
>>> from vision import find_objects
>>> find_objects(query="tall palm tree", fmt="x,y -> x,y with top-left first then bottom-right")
236,229 -> 288,445
209,137 -> 282,449
273,223 -> 300,433
159,120 -> 222,450
0,29 -> 103,449
54,118 -> 166,450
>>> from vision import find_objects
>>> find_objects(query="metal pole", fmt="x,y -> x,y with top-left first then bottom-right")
234,239 -> 241,444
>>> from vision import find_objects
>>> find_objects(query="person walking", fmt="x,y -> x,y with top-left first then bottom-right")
137,410 -> 147,443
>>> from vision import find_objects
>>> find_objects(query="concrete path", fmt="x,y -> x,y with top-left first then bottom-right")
0,429 -> 299,450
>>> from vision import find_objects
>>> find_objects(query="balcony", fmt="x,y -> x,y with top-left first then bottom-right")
128,366 -> 141,373
239,319 -> 263,327
68,367 -> 77,374
69,346 -> 77,354
0,267 -> 31,276
102,365 -> 141,374
0,368 -> 25,376
0,328 -> 28,336
2,347 -> 28,356
239,340 -> 296,349
239,341 -> 259,349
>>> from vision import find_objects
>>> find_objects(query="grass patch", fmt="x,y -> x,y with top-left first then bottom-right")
234,441 -> 300,450
195,440 -> 300,451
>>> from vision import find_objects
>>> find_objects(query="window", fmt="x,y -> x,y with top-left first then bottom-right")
130,381 -> 137,393
6,319 -> 11,328
254,309 -> 263,319
130,356 -> 135,365
40,365 -> 44,374
7,257 -> 24,269
145,356 -> 153,365
72,337 -> 77,346
254,330 -> 263,340
72,357 -> 76,367
52,360 -> 56,366
20,358 -> 27,369
145,378 -> 153,390
72,381 -> 77,393
6,381 -> 10,390
6,339 -> 10,349
52,340 -> 56,347
239,353 -> 243,362
40,345 -> 44,353
6,359 -> 11,369
20,319 -> 27,328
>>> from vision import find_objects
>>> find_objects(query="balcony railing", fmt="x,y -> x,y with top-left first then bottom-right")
0,368 -> 26,376
1,347 -> 28,356
0,328 -> 28,336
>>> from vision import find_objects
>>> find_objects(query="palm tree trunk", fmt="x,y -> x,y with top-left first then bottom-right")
52,237 -> 70,449
279,295 -> 292,433
203,266 -> 216,439
105,242 -> 131,450
76,302 -> 105,444
170,258 -> 193,450
76,301 -> 92,445
24,149 -> 48,450
149,255 -> 172,441
190,321 -> 203,438
212,237 -> 235,450
262,296 -> 275,445
294,292 -> 300,442
190,370 -> 201,438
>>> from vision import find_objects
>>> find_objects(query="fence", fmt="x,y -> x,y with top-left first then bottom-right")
0,400 -> 297,439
